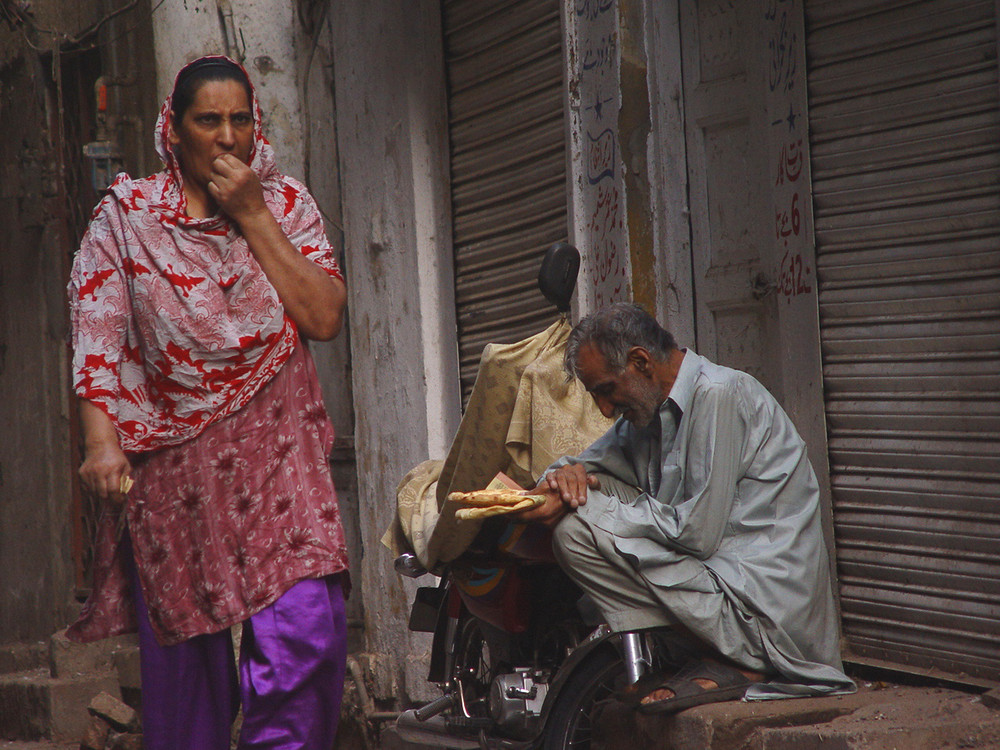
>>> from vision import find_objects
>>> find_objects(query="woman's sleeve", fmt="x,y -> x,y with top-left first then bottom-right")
67,198 -> 131,409
278,178 -> 344,282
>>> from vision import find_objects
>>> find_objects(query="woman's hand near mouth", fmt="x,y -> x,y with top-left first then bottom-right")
208,153 -> 269,224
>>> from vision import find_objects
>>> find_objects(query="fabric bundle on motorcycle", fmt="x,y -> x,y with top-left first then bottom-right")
448,522 -> 564,633
382,317 -> 612,571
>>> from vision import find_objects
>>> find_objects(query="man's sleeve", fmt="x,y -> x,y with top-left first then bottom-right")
659,380 -> 746,558
542,419 -> 643,487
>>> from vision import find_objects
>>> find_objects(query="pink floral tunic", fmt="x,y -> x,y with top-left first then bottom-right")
68,343 -> 349,645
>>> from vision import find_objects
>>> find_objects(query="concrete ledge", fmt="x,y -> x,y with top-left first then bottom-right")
380,684 -> 1000,750
0,643 -> 47,676
593,684 -> 1000,750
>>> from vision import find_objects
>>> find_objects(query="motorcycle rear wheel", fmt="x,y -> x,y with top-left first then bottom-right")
541,645 -> 626,750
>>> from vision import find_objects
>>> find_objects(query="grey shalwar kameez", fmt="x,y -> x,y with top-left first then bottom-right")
550,351 -> 855,699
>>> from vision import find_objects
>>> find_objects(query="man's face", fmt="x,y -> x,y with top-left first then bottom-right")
575,342 -> 664,428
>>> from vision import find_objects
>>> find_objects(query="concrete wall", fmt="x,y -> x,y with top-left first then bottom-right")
564,0 -> 695,341
564,0 -> 634,314
0,55 -> 75,643
330,0 -> 460,701
292,5 -> 364,637
640,0 -> 697,344
0,3 -> 105,644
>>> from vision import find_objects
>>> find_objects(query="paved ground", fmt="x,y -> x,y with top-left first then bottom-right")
383,679 -> 1000,749
599,681 -> 1000,750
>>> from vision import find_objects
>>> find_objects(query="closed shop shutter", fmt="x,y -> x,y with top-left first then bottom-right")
441,0 -> 568,402
806,0 -> 1000,682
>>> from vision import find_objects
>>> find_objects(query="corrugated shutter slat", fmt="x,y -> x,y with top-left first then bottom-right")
806,0 -> 1000,682
442,0 -> 568,402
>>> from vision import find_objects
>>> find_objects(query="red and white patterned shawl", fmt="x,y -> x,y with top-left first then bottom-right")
69,57 -> 342,453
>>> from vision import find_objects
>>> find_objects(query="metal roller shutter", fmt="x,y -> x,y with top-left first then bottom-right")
806,0 -> 1000,682
441,0 -> 568,402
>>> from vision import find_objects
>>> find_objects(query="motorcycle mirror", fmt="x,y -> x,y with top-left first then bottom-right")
537,242 -> 580,313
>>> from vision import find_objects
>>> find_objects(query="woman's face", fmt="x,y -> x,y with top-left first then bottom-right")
169,78 -> 254,193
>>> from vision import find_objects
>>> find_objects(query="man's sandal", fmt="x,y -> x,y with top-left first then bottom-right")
636,659 -> 756,715
613,670 -> 670,708
612,629 -> 701,708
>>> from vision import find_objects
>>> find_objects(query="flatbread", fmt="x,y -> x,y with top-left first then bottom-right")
454,495 -> 545,521
447,488 -> 547,507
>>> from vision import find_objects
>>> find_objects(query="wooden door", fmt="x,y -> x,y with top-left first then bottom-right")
679,1 -> 782,395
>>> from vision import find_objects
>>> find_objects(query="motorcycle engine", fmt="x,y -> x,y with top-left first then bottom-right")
488,669 -> 549,738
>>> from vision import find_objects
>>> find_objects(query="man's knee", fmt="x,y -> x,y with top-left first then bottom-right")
552,512 -> 593,566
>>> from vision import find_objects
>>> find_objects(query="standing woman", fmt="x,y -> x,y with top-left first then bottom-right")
67,56 -> 350,749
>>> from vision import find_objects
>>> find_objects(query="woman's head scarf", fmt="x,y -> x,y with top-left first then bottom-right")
68,56 -> 343,452
156,56 -> 275,215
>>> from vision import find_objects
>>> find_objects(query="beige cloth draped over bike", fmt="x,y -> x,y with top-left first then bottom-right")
382,317 -> 613,571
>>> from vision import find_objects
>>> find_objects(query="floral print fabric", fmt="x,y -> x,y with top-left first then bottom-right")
67,342 -> 349,645
67,56 -> 343,452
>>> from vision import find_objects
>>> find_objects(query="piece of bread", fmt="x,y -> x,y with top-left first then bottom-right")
446,488 -> 546,507
454,495 -> 545,520
120,475 -> 134,494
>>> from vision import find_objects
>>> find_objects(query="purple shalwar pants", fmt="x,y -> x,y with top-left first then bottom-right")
129,544 -> 347,749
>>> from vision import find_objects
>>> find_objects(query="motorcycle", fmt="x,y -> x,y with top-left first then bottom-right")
390,245 -> 669,750
393,530 -> 664,749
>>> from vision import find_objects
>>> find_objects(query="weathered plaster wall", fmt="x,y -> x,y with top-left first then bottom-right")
564,0 -> 694,338
331,0 -> 460,701
0,9 -> 102,643
618,0 -> 656,315
290,8 -> 354,437
291,7 -> 363,636
640,0 -> 696,345
564,0 -> 633,314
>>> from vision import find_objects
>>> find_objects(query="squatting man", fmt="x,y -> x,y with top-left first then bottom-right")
520,303 -> 855,713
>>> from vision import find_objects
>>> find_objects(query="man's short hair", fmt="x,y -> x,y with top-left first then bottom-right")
565,302 -> 678,378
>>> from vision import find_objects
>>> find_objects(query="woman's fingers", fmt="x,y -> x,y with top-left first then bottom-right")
210,154 -> 267,220
79,446 -> 131,507
80,469 -> 120,504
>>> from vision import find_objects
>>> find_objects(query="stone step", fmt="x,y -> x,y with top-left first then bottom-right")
0,742 -> 76,750
0,643 -> 47,676
47,630 -> 137,681
0,668 -> 121,743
